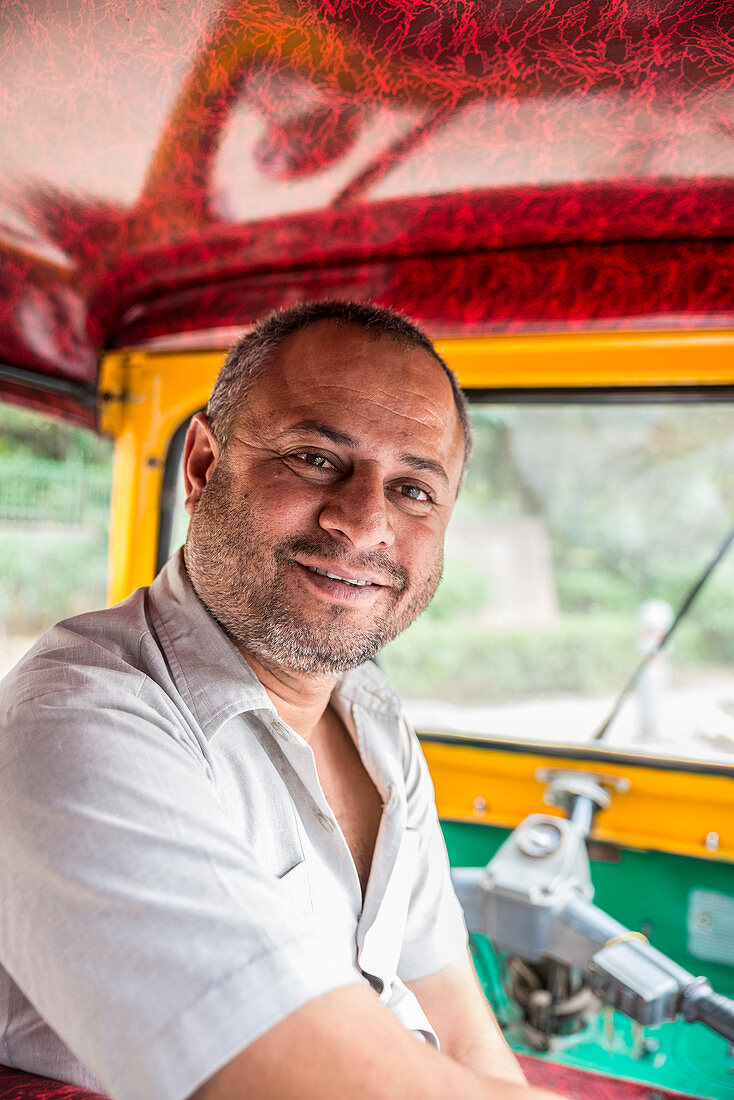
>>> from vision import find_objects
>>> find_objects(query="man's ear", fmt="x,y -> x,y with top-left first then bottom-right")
183,413 -> 220,516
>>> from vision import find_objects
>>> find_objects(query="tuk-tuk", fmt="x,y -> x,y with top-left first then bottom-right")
1,2 -> 733,1097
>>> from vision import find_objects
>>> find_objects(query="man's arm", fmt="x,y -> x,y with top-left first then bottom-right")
191,985 -> 563,1100
393,726 -> 528,1086
407,953 -> 526,1084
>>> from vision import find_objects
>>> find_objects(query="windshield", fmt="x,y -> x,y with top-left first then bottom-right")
380,400 -> 734,764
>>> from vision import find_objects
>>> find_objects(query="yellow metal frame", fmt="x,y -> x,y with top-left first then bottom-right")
97,328 -> 734,862
100,348 -> 226,604
435,329 -> 734,389
421,739 -> 734,862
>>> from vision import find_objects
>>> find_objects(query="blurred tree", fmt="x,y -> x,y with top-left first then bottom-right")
0,406 -> 112,463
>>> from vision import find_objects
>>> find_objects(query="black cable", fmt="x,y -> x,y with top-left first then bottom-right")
591,522 -> 734,742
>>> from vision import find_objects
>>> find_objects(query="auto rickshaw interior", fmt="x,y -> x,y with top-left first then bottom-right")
0,3 -> 732,1098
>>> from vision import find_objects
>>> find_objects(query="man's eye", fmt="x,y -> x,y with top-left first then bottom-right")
289,451 -> 336,470
398,484 -> 432,503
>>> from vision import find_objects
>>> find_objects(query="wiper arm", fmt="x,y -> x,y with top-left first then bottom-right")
591,520 -> 734,742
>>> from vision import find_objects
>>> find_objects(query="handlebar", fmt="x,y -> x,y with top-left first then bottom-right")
682,977 -> 734,1044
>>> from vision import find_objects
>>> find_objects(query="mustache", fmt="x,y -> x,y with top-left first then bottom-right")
275,535 -> 409,591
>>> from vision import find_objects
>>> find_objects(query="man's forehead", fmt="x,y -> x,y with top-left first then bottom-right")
273,318 -> 433,369
253,320 -> 454,411
226,319 -> 466,485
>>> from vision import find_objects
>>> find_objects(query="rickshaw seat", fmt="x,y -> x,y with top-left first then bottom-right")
0,1065 -> 109,1099
518,1054 -> 707,1099
0,1054 -> 707,1099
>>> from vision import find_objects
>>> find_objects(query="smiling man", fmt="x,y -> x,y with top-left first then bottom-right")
0,302 -> 563,1100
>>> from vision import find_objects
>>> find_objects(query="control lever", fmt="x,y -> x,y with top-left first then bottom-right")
452,773 -> 734,1043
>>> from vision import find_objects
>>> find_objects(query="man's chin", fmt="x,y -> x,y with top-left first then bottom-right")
203,580 -> 428,676
244,631 -> 385,676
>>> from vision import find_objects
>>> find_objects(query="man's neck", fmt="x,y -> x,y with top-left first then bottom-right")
240,649 -> 338,743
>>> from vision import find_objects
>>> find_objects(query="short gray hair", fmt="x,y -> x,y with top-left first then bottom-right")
206,300 -> 472,474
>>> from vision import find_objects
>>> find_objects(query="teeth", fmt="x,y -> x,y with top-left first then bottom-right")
308,566 -> 373,587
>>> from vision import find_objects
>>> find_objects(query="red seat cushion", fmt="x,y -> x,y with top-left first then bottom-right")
0,1054 -> 706,1099
518,1054 -> 707,1100
0,1066 -> 109,1099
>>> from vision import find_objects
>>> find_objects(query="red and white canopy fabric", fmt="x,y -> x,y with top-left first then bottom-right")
1,0 -> 733,425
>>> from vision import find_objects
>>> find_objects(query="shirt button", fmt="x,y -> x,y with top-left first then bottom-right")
273,720 -> 293,742
317,811 -> 335,832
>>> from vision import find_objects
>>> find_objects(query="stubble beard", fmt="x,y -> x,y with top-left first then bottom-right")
184,463 -> 443,675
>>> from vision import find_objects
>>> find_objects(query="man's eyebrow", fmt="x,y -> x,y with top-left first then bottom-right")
279,420 -> 450,485
398,453 -> 449,485
278,421 -> 358,447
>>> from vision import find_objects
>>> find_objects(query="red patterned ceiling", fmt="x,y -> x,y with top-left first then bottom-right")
0,0 -> 732,423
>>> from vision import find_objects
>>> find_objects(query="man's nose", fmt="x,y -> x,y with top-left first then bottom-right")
318,467 -> 395,550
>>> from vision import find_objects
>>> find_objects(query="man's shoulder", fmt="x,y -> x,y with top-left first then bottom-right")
0,586 -> 157,711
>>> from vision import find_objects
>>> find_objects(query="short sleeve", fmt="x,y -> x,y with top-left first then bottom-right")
396,720 -> 468,982
0,657 -> 359,1100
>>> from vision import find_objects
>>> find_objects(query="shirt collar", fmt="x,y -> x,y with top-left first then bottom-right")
147,550 -> 403,738
148,550 -> 272,738
333,661 -> 403,719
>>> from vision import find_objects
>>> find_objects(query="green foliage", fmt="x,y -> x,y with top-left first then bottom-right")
555,566 -> 640,614
0,405 -> 112,463
668,573 -> 734,666
0,405 -> 113,633
382,613 -> 638,703
0,457 -> 110,523
420,554 -> 493,624
0,526 -> 109,633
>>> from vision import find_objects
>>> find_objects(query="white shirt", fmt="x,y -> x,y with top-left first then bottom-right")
0,551 -> 468,1100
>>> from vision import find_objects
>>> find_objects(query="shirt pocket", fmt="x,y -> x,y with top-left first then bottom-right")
358,827 -> 419,994
275,857 -> 313,914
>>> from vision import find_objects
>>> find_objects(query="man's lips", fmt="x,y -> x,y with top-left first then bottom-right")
294,560 -> 388,589
278,538 -> 408,594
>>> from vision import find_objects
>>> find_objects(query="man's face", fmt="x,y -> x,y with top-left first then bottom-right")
184,321 -> 465,675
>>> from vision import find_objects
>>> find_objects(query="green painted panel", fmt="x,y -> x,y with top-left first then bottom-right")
443,819 -> 734,1098
505,993 -> 734,1098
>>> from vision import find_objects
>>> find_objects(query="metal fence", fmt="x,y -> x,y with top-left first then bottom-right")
0,457 -> 112,525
